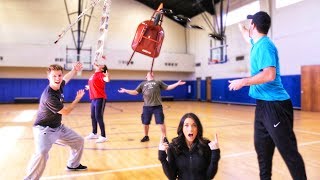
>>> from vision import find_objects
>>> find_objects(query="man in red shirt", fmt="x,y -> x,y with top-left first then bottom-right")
85,63 -> 110,143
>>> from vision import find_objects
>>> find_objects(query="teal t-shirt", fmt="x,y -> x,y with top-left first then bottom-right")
249,36 -> 290,101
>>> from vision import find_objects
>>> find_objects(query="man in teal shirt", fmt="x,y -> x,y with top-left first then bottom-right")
229,11 -> 306,180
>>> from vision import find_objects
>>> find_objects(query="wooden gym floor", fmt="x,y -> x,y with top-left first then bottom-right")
0,101 -> 319,180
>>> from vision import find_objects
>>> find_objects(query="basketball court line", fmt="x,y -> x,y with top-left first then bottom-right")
211,115 -> 253,124
295,129 -> 320,136
299,140 -> 320,146
18,122 -> 320,144
41,164 -> 161,179
41,140 -> 320,179
207,116 -> 320,138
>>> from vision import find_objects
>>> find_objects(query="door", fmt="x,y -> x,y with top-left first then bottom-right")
301,65 -> 320,112
206,76 -> 212,102
196,77 -> 201,101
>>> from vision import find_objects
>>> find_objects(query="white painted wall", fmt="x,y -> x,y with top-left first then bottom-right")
189,0 -> 320,80
0,0 -> 68,67
0,0 -> 319,80
272,0 -> 320,75
0,67 -> 193,81
0,0 -> 193,75
187,11 -> 251,80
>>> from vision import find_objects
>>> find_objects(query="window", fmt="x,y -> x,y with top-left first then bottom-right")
225,1 -> 260,26
276,0 -> 304,9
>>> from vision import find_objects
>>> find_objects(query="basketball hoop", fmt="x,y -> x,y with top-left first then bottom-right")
208,58 -> 219,65
64,54 -> 93,71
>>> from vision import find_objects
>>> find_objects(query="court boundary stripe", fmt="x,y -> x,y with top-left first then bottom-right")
41,164 -> 161,179
41,140 -> 320,179
295,129 -> 320,136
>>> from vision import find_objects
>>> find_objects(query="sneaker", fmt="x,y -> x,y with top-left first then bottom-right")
85,133 -> 99,140
96,136 -> 108,143
66,164 -> 87,171
163,137 -> 169,144
140,136 -> 149,142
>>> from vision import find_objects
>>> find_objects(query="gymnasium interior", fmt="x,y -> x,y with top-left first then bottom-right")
0,0 -> 319,179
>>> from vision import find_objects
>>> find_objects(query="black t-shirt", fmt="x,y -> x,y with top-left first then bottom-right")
34,81 -> 65,128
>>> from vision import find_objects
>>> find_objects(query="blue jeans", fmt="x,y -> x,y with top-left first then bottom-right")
91,98 -> 106,137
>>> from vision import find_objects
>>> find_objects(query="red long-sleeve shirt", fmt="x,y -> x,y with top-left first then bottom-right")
88,72 -> 107,99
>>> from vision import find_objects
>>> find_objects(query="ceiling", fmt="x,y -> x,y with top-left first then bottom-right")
135,0 -> 222,26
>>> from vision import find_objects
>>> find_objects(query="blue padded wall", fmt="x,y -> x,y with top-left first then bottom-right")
210,75 -> 301,108
185,81 -> 197,99
63,80 -> 89,102
211,78 -> 255,104
0,78 -> 196,103
105,80 -> 142,101
280,75 -> 301,108
201,80 -> 206,101
0,75 -> 301,108
0,79 -> 47,103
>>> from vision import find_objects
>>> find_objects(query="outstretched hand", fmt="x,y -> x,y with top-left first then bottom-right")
73,62 -> 83,72
118,88 -> 126,93
228,79 -> 245,91
159,136 -> 169,151
177,80 -> 186,86
208,133 -> 219,150
238,23 -> 247,32
75,89 -> 85,101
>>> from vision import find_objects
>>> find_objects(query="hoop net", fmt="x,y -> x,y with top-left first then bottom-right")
208,47 -> 222,64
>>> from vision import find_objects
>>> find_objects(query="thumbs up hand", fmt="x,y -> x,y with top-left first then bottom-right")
159,135 -> 169,151
208,133 -> 219,150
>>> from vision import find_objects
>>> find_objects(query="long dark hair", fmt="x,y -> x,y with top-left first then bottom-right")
171,113 -> 210,156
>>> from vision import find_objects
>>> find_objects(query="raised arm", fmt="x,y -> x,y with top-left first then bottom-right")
166,80 -> 186,91
118,88 -> 139,95
158,145 -> 177,180
238,23 -> 251,44
206,149 -> 221,179
63,62 -> 83,84
207,133 -> 221,179
58,89 -> 85,115
103,71 -> 110,82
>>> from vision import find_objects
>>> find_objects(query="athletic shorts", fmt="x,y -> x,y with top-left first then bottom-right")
141,105 -> 164,125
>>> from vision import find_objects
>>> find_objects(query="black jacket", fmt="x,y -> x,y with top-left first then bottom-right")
159,141 -> 220,180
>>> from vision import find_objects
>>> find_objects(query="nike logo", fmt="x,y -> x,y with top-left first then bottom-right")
273,122 -> 280,127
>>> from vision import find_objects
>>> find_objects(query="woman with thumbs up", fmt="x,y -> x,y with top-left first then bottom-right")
158,113 -> 220,180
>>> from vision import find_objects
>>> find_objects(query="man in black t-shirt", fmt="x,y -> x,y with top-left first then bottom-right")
25,63 -> 87,180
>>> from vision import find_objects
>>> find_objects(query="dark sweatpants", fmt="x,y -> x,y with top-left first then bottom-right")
91,98 -> 106,137
254,99 -> 307,180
